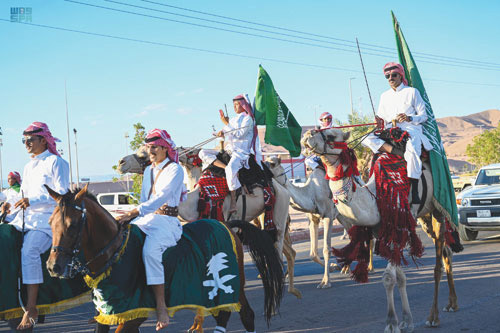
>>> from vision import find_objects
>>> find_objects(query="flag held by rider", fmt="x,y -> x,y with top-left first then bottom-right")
392,12 -> 458,226
254,65 -> 302,157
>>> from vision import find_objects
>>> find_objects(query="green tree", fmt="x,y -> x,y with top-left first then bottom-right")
465,125 -> 500,168
112,123 -> 146,202
333,109 -> 375,181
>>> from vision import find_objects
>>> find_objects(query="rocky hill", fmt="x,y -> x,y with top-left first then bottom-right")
438,109 -> 500,172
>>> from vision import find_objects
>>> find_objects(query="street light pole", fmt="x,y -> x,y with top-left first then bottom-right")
64,81 -> 74,189
73,128 -> 80,188
349,77 -> 356,114
124,132 -> 130,193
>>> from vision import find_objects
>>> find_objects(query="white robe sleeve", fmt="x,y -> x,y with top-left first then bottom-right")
410,89 -> 428,125
28,157 -> 70,207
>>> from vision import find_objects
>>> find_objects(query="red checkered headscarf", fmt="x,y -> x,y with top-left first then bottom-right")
8,171 -> 21,185
233,94 -> 258,158
383,62 -> 408,86
319,112 -> 332,128
23,122 -> 61,156
145,129 -> 178,163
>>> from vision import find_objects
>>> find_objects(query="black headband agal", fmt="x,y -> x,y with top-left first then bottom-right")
383,66 -> 399,72
23,127 -> 43,136
145,136 -> 161,143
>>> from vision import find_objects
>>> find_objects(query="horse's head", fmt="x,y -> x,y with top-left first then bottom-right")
264,156 -> 286,186
301,128 -> 350,159
45,185 -> 89,279
117,145 -> 150,174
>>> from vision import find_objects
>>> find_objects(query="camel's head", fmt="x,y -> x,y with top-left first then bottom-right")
301,128 -> 350,157
178,147 -> 202,170
117,145 -> 150,174
264,155 -> 286,185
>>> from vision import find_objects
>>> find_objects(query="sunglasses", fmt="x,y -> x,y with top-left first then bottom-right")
22,136 -> 40,145
384,73 -> 399,79
320,118 -> 331,121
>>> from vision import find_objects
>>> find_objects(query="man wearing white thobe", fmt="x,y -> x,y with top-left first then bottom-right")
363,62 -> 433,203
117,128 -> 184,331
305,112 -> 333,171
199,94 -> 262,213
0,171 -> 23,222
5,122 -> 69,330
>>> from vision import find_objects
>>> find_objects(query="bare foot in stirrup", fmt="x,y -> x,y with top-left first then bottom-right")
17,307 -> 37,330
156,307 -> 170,331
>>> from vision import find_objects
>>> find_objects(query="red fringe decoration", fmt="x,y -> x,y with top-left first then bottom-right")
374,153 -> 424,266
197,171 -> 230,221
332,226 -> 372,283
262,186 -> 276,230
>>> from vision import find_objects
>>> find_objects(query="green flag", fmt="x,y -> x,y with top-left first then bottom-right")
392,12 -> 458,226
254,65 -> 302,157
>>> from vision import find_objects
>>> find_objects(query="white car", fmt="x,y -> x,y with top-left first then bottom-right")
96,192 -> 138,218
456,163 -> 500,241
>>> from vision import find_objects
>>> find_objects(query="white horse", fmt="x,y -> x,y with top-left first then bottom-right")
302,128 -> 460,332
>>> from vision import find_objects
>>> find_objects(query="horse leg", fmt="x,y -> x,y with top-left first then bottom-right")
238,291 -> 256,333
426,214 -> 445,327
188,310 -> 205,333
282,227 -> 301,299
213,311 -> 231,333
114,317 -> 147,333
442,244 -> 459,312
318,216 -> 333,289
383,263 -> 400,333
95,323 -> 110,333
395,266 -> 414,332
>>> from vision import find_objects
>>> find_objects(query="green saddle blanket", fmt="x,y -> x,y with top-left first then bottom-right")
0,224 -> 91,320
87,219 -> 241,325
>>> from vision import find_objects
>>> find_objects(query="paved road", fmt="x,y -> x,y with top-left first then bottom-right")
2,229 -> 500,332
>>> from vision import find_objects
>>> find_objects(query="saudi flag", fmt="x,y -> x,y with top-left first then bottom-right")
392,12 -> 458,226
254,65 -> 302,157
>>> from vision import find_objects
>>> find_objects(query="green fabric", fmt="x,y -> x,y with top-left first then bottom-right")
92,219 -> 240,322
391,12 -> 458,226
254,65 -> 302,157
0,224 -> 90,319
11,183 -> 21,193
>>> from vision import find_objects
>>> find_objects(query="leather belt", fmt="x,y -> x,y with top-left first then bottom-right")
155,204 -> 178,217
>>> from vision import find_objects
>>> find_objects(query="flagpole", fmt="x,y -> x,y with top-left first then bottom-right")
64,81 -> 74,189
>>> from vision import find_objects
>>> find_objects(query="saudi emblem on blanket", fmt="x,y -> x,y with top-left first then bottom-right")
0,224 -> 90,320
86,219 -> 240,325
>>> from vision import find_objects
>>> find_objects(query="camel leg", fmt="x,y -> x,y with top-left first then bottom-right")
367,238 -> 375,273
383,263 -> 400,333
442,245 -> 459,312
308,213 -> 322,266
395,266 -> 414,332
282,228 -> 301,299
318,216 -> 333,289
426,215 -> 445,327
187,310 -> 205,333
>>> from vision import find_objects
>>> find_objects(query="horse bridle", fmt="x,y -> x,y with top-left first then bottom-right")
133,153 -> 151,173
52,200 -> 125,278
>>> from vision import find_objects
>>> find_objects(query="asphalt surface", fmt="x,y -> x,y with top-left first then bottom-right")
2,229 -> 500,332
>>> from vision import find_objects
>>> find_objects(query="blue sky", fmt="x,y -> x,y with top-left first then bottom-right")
1,0 -> 499,184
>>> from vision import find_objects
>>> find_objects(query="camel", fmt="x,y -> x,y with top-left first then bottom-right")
301,128 -> 460,332
265,156 -> 357,288
116,146 -> 302,299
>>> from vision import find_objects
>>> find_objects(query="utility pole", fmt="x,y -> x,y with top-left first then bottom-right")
124,132 -> 130,193
73,128 -> 80,188
349,77 -> 356,114
64,81 -> 74,189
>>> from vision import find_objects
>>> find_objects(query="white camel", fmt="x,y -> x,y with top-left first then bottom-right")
117,146 -> 302,299
265,156 -> 357,289
302,128 -> 460,332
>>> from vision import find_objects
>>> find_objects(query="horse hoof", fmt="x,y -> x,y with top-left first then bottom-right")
443,305 -> 458,312
425,320 -> 439,327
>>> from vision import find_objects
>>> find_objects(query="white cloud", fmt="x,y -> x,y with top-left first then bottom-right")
192,88 -> 204,94
175,91 -> 186,97
143,103 -> 167,112
176,108 -> 192,115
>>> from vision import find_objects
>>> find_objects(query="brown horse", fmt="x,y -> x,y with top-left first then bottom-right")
44,185 -> 284,333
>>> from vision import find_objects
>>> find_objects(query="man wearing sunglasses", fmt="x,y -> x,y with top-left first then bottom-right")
6,122 -> 69,330
363,62 -> 433,204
